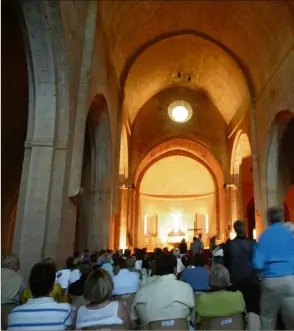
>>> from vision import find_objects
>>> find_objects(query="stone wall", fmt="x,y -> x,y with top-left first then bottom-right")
130,86 -> 229,180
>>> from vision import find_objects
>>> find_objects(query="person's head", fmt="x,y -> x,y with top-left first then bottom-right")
99,249 -> 106,257
154,248 -> 163,258
181,255 -> 191,268
124,249 -> 131,258
73,251 -> 80,258
106,249 -> 113,256
42,257 -> 57,272
83,269 -> 113,304
101,253 -> 112,264
173,248 -> 181,258
126,256 -> 136,269
84,249 -> 90,257
193,253 -> 205,267
155,254 -> 177,276
163,247 -> 169,253
233,220 -> 246,237
80,263 -> 92,278
181,238 -> 186,244
2,254 -> 20,272
199,233 -> 203,240
193,236 -> 197,242
113,257 -> 127,274
135,249 -> 144,260
209,265 -> 231,290
66,257 -> 74,269
29,262 -> 56,298
268,207 -> 284,224
90,253 -> 98,264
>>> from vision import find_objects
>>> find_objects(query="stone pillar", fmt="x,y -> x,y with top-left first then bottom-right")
87,191 -> 104,251
12,144 -> 54,280
102,191 -> 112,250
119,187 -> 128,249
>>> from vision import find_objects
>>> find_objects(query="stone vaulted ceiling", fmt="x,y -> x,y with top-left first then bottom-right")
140,155 -> 215,196
99,1 -> 294,126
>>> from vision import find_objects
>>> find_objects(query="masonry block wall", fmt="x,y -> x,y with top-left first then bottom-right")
130,86 -> 229,180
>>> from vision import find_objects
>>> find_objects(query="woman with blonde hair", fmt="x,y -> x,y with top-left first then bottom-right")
75,269 -> 130,329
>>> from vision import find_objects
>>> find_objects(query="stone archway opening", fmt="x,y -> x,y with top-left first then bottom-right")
230,131 -> 254,238
263,111 -> 294,226
1,1 -> 29,254
75,94 -> 112,252
137,154 -> 216,251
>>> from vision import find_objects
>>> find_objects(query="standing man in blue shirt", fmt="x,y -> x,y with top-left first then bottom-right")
253,207 -> 294,330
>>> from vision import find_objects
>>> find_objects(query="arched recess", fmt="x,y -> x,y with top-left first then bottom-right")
79,94 -> 112,251
132,138 -> 227,246
8,0 -> 69,277
137,153 -> 217,250
262,110 -> 294,226
230,131 -> 254,236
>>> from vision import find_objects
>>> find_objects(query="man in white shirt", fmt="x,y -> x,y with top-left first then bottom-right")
112,257 -> 140,296
131,254 -> 195,328
8,262 -> 75,330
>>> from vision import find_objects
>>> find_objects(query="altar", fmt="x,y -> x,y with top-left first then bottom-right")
139,207 -> 214,251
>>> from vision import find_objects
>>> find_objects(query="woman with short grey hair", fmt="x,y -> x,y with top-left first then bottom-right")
209,264 -> 231,289
195,265 -> 246,328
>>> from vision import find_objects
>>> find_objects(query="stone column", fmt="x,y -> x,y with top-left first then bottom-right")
119,187 -> 128,249
12,143 -> 54,280
87,191 -> 104,251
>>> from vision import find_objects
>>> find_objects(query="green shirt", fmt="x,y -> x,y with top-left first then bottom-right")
196,290 -> 245,322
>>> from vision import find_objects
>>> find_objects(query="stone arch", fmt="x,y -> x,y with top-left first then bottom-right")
83,94 -> 112,251
134,138 -> 227,240
230,131 -> 253,224
262,110 -> 294,226
10,0 -> 69,277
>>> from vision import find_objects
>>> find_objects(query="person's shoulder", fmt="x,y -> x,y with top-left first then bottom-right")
54,301 -> 74,312
176,278 -> 194,291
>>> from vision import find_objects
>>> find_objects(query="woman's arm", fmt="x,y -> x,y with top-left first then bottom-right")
117,302 -> 131,329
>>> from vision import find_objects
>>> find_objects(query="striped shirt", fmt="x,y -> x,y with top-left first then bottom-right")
7,297 -> 75,330
131,274 -> 195,325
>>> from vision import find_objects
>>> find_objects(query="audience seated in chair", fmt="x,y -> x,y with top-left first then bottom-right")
195,264 -> 246,330
75,269 -> 130,330
8,262 -> 75,330
112,257 -> 140,298
1,254 -> 25,330
180,253 -> 210,291
68,263 -> 92,309
22,258 -> 67,304
131,253 -> 195,330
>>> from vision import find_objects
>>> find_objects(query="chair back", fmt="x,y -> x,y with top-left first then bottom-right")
70,295 -> 88,309
143,318 -> 189,330
200,313 -> 245,330
82,324 -> 125,330
1,303 -> 17,330
112,293 -> 135,315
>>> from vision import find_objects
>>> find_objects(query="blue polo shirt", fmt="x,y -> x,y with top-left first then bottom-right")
180,267 -> 210,291
253,222 -> 294,278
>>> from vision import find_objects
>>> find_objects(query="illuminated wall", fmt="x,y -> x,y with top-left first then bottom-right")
138,155 -> 216,250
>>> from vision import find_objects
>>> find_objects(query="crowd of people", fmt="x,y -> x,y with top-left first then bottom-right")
1,207 -> 294,330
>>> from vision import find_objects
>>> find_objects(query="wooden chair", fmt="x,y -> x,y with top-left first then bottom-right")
198,313 -> 245,330
112,293 -> 135,315
142,318 -> 189,330
81,324 -> 125,330
1,303 -> 17,330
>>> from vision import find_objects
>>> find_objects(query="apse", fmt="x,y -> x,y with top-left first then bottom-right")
138,155 -> 216,251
